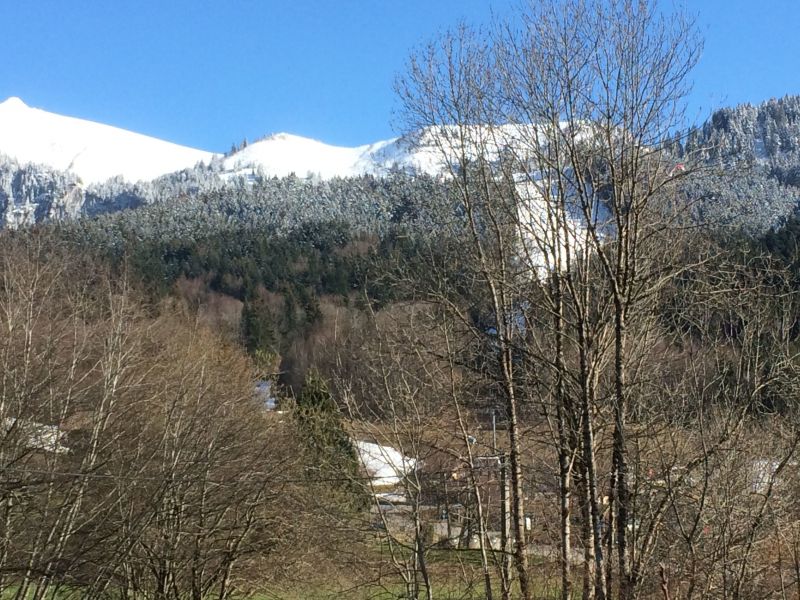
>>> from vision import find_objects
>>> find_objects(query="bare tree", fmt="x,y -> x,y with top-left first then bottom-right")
0,233 -> 306,600
0,233 -> 151,600
396,1 -> 702,598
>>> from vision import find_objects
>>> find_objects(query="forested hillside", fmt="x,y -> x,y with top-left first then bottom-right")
6,1 -> 800,599
674,95 -> 800,232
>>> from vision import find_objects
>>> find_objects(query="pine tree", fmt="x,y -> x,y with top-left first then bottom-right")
241,297 -> 277,355
295,370 -> 362,502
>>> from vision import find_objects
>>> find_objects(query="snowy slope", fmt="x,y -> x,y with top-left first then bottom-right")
0,95 -> 444,184
0,97 -> 214,184
222,131 -> 449,179
221,123 -> 592,180
0,96 -> 595,188
223,133 -> 386,179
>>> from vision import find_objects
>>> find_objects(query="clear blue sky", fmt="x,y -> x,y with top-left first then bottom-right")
1,0 -> 798,152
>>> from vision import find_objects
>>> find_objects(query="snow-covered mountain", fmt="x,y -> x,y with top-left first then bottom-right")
3,94 -> 800,235
0,96 -> 450,228
221,132 -> 447,179
0,96 -> 451,184
0,97 -> 214,184
0,96 -> 557,185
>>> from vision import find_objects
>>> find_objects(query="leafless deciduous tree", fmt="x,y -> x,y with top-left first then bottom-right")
396,1 -> 707,598
0,233 -> 306,600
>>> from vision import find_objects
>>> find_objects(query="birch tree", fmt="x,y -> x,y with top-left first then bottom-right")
396,1 -> 701,598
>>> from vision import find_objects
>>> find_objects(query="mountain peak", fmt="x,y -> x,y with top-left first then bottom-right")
260,132 -> 322,145
1,96 -> 29,109
0,98 -> 213,184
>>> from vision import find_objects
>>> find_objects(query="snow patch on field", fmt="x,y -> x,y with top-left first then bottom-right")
354,440 -> 416,488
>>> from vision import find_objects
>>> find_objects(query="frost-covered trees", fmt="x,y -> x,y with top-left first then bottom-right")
4,95 -> 800,237
677,95 -> 800,233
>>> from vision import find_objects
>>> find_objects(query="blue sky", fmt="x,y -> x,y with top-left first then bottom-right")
1,1 -> 798,152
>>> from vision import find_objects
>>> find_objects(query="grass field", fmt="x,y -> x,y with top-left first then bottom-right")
246,546 -> 563,600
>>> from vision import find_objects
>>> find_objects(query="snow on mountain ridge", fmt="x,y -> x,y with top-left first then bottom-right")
221,131 -> 446,179
223,132 -> 385,179
0,96 -> 447,184
3,97 -> 28,109
0,96 -> 557,184
0,97 -> 215,185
